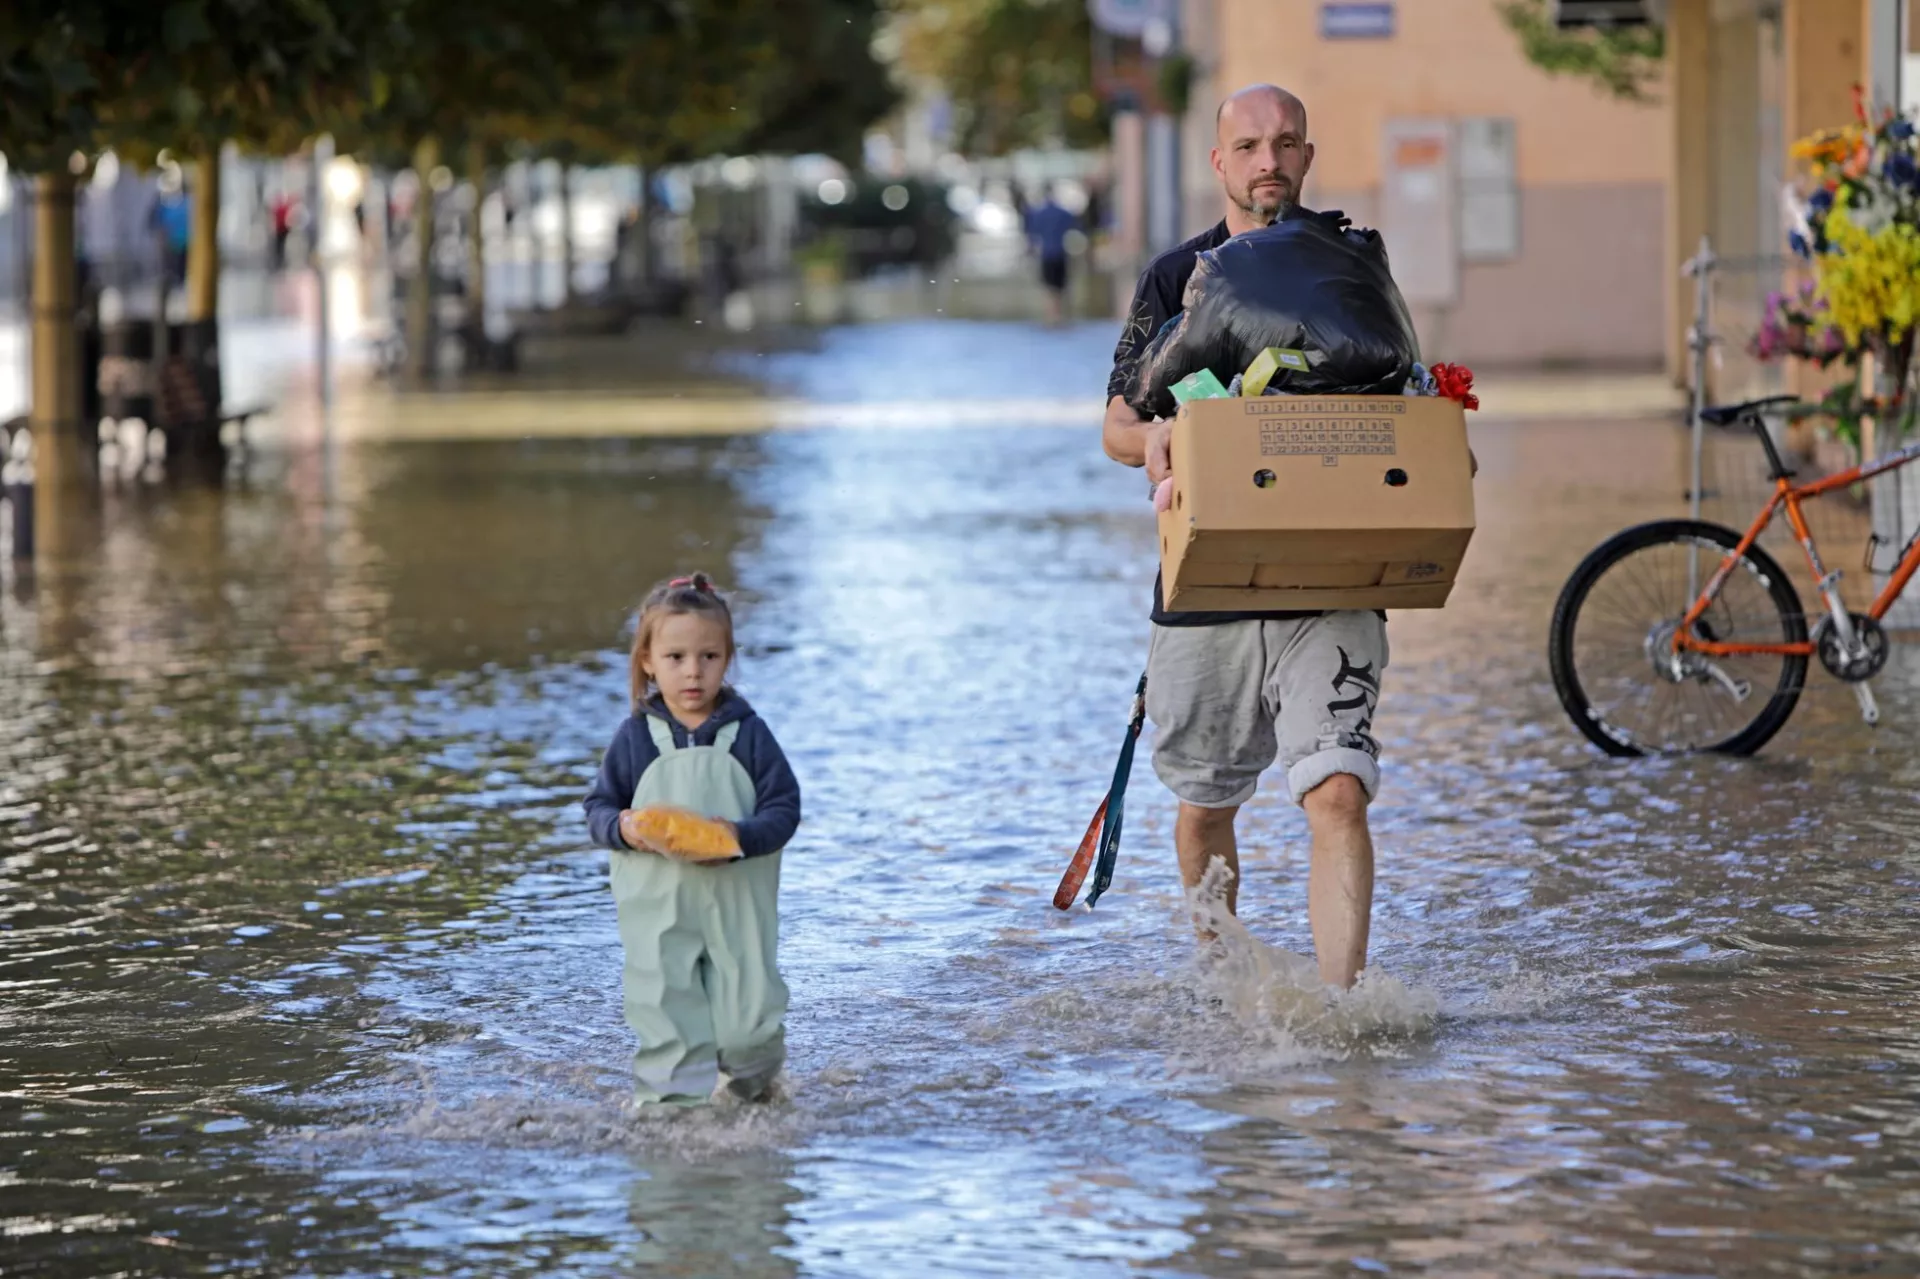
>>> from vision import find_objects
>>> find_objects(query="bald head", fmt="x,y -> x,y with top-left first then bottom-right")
1215,84 -> 1308,145
1210,85 -> 1314,231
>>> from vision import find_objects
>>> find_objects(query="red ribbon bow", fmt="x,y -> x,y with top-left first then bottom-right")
1429,362 -> 1479,411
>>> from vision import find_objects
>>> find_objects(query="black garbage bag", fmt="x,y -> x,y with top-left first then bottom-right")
1126,210 -> 1420,419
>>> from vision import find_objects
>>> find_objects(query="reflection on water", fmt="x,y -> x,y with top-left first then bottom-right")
4,331 -> 1920,1276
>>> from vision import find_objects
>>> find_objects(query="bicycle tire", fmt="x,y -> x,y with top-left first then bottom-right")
1549,519 -> 1808,757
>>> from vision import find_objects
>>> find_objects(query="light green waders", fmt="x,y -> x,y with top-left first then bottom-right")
612,717 -> 788,1106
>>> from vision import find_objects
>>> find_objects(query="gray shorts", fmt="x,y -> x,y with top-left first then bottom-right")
1145,611 -> 1389,809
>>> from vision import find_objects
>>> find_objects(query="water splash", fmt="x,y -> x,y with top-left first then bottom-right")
1181,858 -> 1439,1061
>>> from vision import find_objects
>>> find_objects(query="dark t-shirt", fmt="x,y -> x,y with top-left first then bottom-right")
1111,211 -> 1349,628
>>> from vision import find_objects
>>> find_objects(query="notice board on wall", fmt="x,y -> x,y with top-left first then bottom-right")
1456,117 -> 1519,263
1380,119 -> 1458,307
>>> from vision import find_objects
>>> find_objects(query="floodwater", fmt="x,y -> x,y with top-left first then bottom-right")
3,323 -> 1919,1277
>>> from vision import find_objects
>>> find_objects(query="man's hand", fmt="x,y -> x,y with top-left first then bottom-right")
1145,420 -> 1173,485
1103,394 -> 1174,485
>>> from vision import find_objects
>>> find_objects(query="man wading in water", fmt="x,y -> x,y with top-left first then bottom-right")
1102,84 -> 1385,990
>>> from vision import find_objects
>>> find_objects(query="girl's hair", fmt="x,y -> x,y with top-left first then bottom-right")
629,572 -> 736,708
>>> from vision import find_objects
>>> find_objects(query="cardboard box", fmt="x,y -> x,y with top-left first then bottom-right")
1158,395 -> 1476,612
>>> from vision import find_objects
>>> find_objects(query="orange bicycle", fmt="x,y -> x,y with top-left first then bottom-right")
1550,394 -> 1918,755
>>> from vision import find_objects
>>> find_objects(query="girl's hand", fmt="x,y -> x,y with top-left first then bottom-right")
618,808 -> 670,855
621,807 -> 742,862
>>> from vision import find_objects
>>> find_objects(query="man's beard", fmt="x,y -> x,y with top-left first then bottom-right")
1237,179 -> 1295,223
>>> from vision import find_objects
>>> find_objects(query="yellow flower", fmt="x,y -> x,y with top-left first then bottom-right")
1790,125 -> 1862,169
1814,206 -> 1920,344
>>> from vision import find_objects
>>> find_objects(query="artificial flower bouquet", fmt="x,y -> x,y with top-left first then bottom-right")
1761,88 -> 1920,451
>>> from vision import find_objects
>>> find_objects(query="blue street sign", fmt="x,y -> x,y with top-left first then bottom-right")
1320,3 -> 1395,38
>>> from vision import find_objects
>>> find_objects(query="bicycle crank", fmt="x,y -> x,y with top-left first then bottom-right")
1812,612 -> 1889,683
1853,681 -> 1881,727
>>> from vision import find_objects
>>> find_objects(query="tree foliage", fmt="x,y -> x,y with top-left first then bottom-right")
0,0 -> 402,169
732,0 -> 898,166
885,0 -> 1104,155
1497,0 -> 1664,104
1,0 -> 895,174
0,3 -> 149,170
547,0 -> 895,167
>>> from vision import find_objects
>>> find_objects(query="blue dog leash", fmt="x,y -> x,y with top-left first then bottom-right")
1053,673 -> 1147,910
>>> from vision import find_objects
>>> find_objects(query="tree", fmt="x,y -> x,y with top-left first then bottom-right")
1,4 -> 169,505
1497,0 -> 1664,103
342,0 -> 896,365
98,1 -> 408,326
0,1 -> 408,499
726,0 -> 898,166
328,0 -> 642,367
885,0 -> 1104,155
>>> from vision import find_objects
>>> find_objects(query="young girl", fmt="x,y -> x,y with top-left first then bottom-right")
583,573 -> 801,1107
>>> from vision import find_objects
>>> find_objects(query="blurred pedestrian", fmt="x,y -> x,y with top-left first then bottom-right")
583,574 -> 802,1109
615,206 -> 637,287
270,192 -> 294,270
152,189 -> 191,287
1024,184 -> 1079,324
706,232 -> 742,314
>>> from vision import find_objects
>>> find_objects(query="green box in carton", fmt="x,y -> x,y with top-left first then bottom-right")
1170,369 -> 1230,403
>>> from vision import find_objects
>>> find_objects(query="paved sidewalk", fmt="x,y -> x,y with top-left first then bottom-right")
312,366 -> 1686,444
4,304 -> 1687,444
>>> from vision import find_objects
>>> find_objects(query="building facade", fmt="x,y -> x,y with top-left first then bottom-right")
1174,0 -> 1671,369
1668,0 -> 1915,405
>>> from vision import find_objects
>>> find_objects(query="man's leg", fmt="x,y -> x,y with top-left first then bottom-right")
1175,800 -> 1240,921
1271,611 -> 1389,989
1146,620 -> 1272,936
1041,258 -> 1068,323
1301,774 -> 1373,988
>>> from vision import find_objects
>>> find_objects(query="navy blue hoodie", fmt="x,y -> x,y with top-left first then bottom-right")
583,692 -> 801,858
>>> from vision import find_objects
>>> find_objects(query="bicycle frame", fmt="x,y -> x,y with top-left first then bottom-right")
1677,435 -> 1920,658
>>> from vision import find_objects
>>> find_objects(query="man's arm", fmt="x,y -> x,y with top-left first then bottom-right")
1104,263 -> 1179,482
1102,396 -> 1173,484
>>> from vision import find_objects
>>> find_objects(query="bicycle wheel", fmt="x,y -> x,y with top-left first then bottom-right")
1549,519 -> 1808,757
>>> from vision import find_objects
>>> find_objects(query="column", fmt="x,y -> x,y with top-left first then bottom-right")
1782,0 -> 1864,413
1111,109 -> 1147,315
1666,0 -> 1713,388
1863,0 -> 1919,623
1865,0 -> 1903,112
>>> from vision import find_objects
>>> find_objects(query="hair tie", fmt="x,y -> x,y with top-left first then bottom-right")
669,575 -> 713,594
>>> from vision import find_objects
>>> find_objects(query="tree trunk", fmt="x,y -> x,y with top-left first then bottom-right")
407,136 -> 438,381
31,172 -> 84,480
30,170 -> 90,553
465,139 -> 487,326
558,162 -> 576,308
175,145 -> 227,479
186,148 -> 220,321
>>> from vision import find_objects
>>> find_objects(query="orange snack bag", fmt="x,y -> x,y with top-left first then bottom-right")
626,806 -> 742,862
